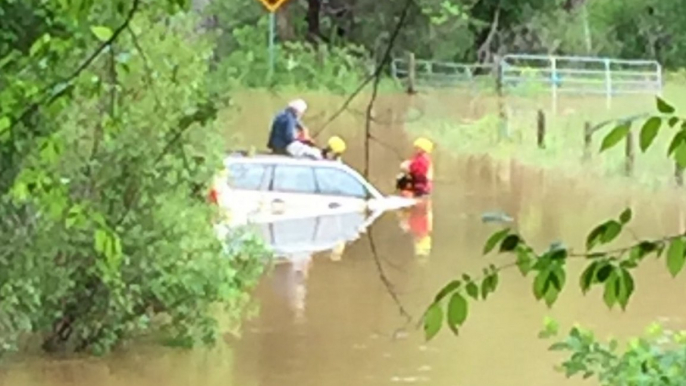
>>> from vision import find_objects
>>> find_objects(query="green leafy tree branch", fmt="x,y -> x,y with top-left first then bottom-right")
539,319 -> 686,385
0,1 -> 268,357
424,96 -> 686,340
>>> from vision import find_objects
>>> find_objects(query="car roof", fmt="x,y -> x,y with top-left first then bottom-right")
224,153 -> 346,168
222,152 -> 384,199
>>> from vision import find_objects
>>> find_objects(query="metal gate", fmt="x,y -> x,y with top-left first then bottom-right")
499,54 -> 663,113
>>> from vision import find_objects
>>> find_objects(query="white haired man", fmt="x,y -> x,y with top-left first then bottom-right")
266,99 -> 322,159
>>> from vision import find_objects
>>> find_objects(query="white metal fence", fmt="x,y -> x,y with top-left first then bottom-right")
391,54 -> 663,112
500,54 -> 663,112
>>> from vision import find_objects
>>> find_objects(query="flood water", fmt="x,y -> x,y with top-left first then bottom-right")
2,141 -> 686,386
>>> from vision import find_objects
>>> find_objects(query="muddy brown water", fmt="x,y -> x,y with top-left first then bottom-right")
2,128 -> 686,386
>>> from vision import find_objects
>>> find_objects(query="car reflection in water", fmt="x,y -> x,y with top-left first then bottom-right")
257,210 -> 380,323
396,198 -> 433,263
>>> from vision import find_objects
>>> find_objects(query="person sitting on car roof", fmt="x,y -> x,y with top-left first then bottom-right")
267,99 -> 322,160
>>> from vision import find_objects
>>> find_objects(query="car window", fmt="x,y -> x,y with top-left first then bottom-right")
272,165 -> 317,194
314,167 -> 369,198
227,163 -> 268,190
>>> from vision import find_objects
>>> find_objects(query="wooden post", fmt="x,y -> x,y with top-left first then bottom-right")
625,130 -> 635,177
407,52 -> 416,94
583,121 -> 592,161
536,109 -> 545,149
675,162 -> 684,187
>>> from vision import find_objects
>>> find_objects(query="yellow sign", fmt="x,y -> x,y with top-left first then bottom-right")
257,0 -> 290,12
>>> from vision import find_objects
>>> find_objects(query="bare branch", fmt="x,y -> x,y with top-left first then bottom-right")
312,0 -> 415,140
367,229 -> 413,323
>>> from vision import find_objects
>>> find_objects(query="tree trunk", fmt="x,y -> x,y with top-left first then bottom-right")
306,0 -> 321,43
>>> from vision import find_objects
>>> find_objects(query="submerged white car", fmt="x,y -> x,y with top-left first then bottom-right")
210,153 -> 416,225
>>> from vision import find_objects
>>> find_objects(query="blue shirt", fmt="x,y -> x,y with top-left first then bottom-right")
267,109 -> 300,151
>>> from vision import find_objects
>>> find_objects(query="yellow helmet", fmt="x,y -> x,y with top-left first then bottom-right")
328,136 -> 347,154
413,137 -> 434,153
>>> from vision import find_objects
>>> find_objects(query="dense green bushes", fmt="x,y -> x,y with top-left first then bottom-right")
0,2 -> 268,355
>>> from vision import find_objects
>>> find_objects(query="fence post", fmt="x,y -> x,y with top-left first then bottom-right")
675,162 -> 684,187
583,121 -> 592,161
537,110 -> 545,149
407,52 -> 416,94
625,130 -> 635,177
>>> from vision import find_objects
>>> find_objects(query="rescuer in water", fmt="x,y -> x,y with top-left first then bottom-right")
396,137 -> 434,198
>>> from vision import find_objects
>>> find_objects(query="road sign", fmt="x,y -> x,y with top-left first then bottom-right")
256,0 -> 289,12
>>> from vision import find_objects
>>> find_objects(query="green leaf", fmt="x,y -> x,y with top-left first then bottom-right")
65,205 -> 83,229
657,96 -> 675,114
639,117 -> 661,152
637,241 -> 659,257
533,270 -> 547,300
94,228 -> 109,254
547,269 -> 563,292
586,223 -> 606,251
447,292 -> 468,331
617,268 -> 635,310
29,33 -> 51,57
675,142 -> 686,169
434,280 -> 460,302
483,228 -> 510,254
541,316 -> 559,337
548,342 -> 569,351
465,282 -> 479,300
619,208 -> 632,224
516,248 -> 532,276
602,270 -> 618,309
667,131 -> 686,156
579,261 -> 598,294
543,287 -> 559,307
549,248 -> 568,261
668,116 -> 680,127
480,277 -> 491,300
90,26 -> 114,42
595,263 -> 613,283
600,123 -> 630,152
423,303 -> 443,341
0,116 -> 10,136
499,234 -> 520,252
666,238 -> 685,277
487,272 -> 499,293
600,220 -> 622,244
